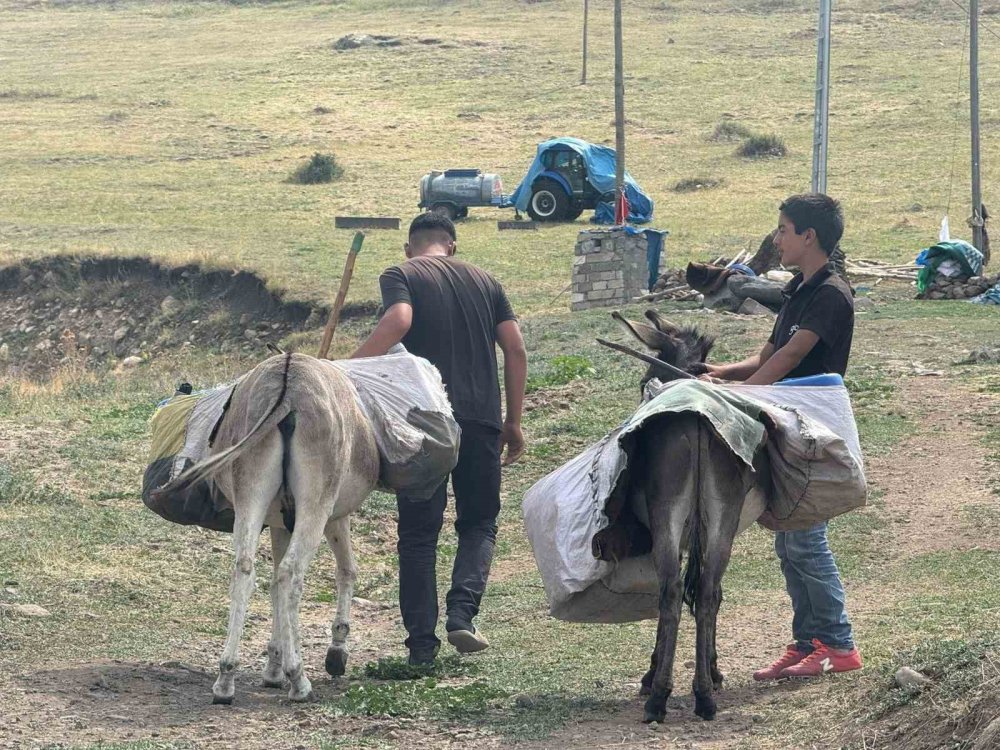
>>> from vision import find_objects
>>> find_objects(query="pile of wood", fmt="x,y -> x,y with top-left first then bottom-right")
639,268 -> 701,302
844,258 -> 920,282
920,272 -> 1000,300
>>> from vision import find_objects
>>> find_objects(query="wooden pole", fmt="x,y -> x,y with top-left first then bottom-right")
582,0 -> 589,85
613,0 -> 625,217
811,0 -> 832,194
970,0 -> 985,253
317,232 -> 365,359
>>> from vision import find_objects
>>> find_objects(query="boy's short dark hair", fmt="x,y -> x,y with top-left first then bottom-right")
409,212 -> 456,241
779,193 -> 844,255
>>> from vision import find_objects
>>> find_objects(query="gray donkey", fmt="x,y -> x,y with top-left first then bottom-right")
600,310 -> 768,723
160,353 -> 379,704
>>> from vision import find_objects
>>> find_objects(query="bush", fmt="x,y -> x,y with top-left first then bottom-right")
710,120 -> 753,142
673,176 -> 724,192
526,354 -> 596,392
737,133 -> 787,158
288,152 -> 343,184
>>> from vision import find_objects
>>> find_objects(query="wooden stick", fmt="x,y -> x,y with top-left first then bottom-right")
317,232 -> 365,359
595,338 -> 697,379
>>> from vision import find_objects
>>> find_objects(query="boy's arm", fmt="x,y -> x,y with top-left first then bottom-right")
743,329 -> 820,385
496,319 -> 527,466
350,303 -> 412,358
706,342 -> 775,382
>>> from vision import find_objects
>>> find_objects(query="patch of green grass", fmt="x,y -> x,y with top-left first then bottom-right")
526,354 -> 596,393
737,133 -> 787,158
360,653 -> 480,681
862,634 -> 1000,719
331,677 -> 505,719
0,462 -> 73,506
673,175 -> 724,192
710,119 -> 754,142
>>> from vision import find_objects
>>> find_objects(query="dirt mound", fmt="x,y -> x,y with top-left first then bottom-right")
0,256 -> 376,379
332,33 -> 489,51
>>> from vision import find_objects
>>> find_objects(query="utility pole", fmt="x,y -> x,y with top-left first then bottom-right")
614,0 -> 625,217
970,0 -> 985,252
582,0 -> 589,85
811,0 -> 832,194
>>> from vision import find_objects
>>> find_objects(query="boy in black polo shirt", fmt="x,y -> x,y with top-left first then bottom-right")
704,193 -> 863,678
352,213 -> 528,666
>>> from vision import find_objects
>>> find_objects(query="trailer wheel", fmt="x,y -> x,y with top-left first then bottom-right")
431,203 -> 457,220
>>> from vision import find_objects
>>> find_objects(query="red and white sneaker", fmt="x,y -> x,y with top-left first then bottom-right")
752,644 -> 808,681
780,639 -> 863,678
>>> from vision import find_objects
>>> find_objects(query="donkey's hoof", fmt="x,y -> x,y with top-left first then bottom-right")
288,688 -> 315,703
325,647 -> 348,677
638,683 -> 652,697
694,694 -> 717,721
212,693 -> 234,705
642,697 -> 666,724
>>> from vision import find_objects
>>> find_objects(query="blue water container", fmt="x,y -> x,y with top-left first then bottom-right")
774,373 -> 844,387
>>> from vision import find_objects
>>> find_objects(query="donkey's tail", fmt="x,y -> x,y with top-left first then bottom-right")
682,522 -> 700,616
155,353 -> 294,497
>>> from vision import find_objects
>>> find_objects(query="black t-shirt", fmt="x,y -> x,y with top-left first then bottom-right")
379,256 -> 516,429
767,264 -> 854,379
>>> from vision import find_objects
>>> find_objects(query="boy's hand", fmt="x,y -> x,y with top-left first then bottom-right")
698,364 -> 726,384
500,422 -> 525,466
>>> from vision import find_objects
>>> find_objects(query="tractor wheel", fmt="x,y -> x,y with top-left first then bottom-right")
527,179 -> 570,222
430,203 -> 456,220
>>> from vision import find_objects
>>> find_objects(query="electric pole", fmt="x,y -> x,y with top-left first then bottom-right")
582,0 -> 589,85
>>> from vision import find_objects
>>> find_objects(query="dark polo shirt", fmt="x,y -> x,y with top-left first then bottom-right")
379,256 -> 516,429
768,263 -> 854,378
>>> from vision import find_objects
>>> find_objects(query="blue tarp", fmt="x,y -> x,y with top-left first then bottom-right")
506,137 -> 654,224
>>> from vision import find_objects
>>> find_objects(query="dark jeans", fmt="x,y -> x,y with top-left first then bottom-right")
396,420 -> 501,654
775,522 -> 855,651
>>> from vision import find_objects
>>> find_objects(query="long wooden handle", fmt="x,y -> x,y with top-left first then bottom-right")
317,232 -> 365,359
595,338 -> 696,380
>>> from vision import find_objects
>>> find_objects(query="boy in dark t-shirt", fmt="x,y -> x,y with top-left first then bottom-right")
703,193 -> 863,679
352,213 -> 527,665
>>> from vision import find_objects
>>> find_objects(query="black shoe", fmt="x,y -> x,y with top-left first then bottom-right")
407,646 -> 439,667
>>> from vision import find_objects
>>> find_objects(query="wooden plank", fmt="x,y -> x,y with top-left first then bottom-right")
335,216 -> 400,230
497,220 -> 538,231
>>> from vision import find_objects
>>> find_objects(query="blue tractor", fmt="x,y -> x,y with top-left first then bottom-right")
508,137 -> 654,224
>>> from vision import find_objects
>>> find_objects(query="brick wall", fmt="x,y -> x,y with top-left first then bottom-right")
571,229 -> 652,311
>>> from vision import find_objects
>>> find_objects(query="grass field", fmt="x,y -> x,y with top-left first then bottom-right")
2,1 -> 1000,749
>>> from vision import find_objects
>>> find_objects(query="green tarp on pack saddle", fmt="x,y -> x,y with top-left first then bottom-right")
142,383 -> 238,532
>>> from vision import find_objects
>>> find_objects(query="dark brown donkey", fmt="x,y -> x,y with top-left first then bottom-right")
596,310 -> 768,723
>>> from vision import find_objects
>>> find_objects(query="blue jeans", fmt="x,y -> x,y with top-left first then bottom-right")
774,523 -> 855,652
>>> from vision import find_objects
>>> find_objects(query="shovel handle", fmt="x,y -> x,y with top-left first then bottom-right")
317,232 -> 365,359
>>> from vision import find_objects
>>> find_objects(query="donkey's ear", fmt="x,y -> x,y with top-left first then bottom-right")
611,311 -> 674,350
644,309 -> 680,335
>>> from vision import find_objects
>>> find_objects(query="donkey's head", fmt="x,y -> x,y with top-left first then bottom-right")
611,310 -> 715,393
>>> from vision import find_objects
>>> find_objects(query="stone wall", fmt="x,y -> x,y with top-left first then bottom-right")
571,229 -> 654,311
920,272 -> 1000,300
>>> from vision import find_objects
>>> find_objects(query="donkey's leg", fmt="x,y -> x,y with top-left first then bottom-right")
324,515 -> 357,677
692,429 -> 745,721
642,420 -> 697,724
272,513 -> 328,702
263,525 -> 291,688
212,451 -> 281,704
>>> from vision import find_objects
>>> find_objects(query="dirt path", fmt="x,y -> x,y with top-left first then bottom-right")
2,376 -> 997,749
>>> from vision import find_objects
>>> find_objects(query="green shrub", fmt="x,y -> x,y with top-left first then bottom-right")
737,133 -> 787,158
288,152 -> 343,184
